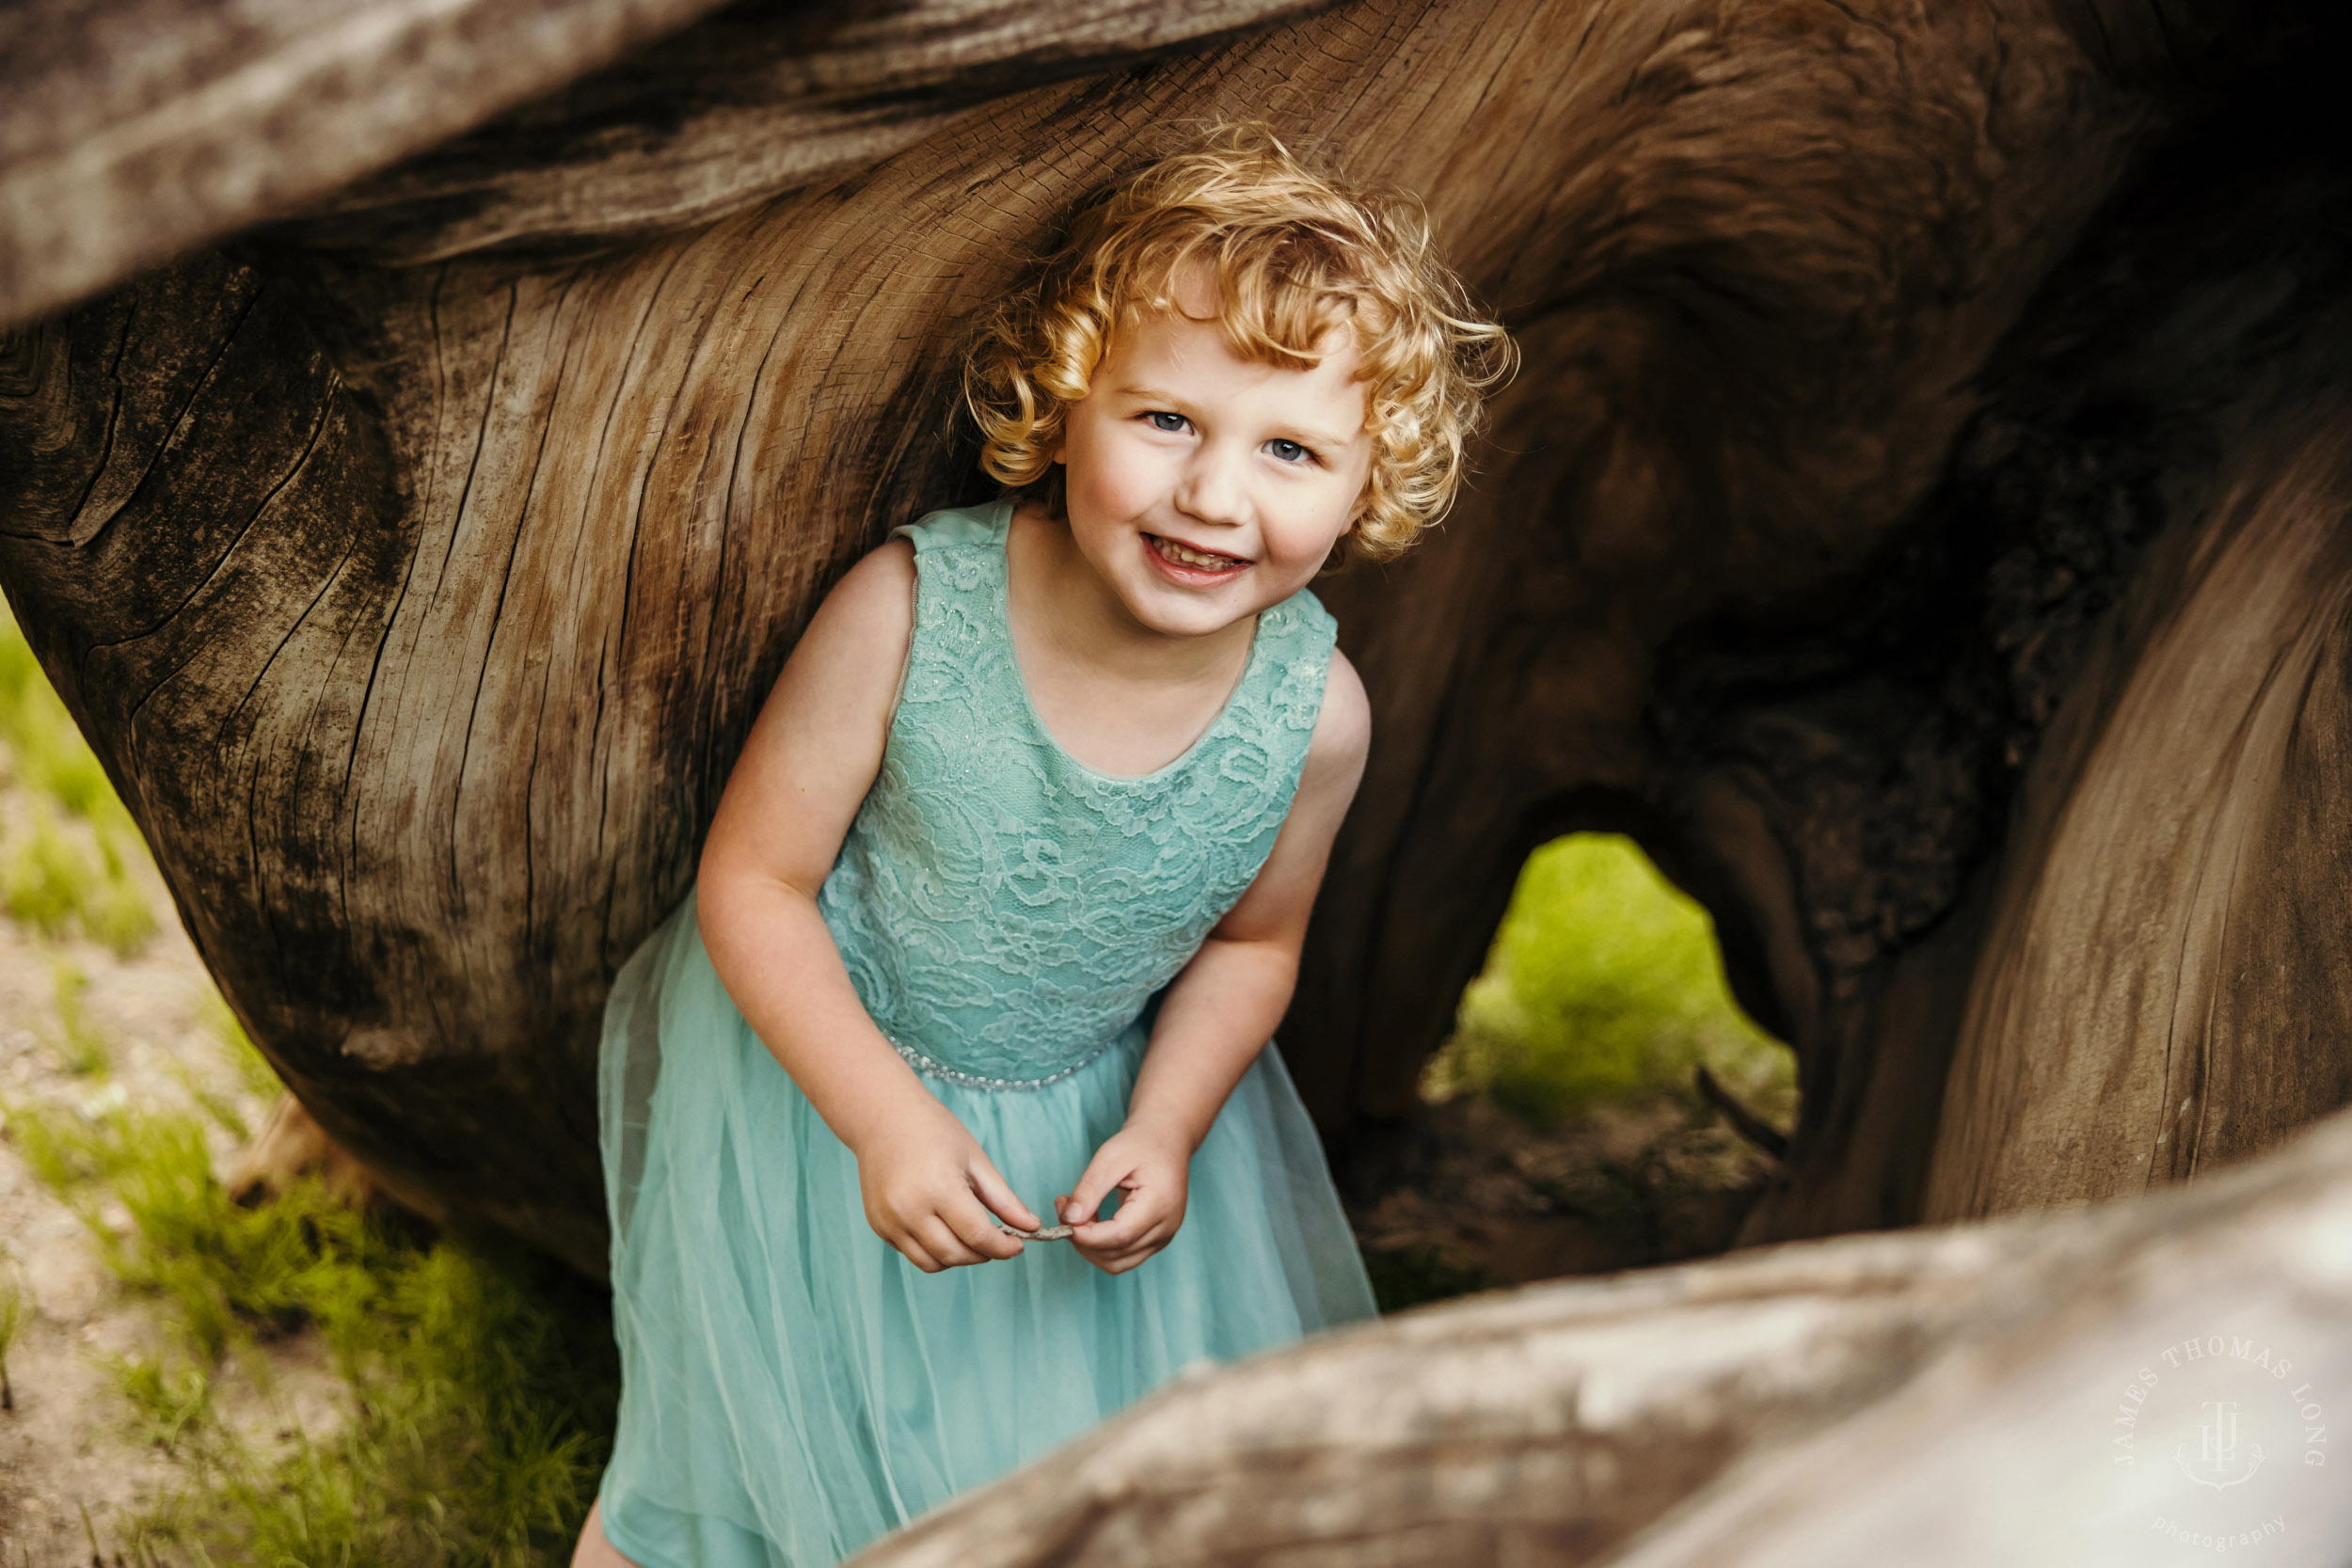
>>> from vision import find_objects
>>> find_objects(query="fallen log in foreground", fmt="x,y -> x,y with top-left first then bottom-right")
851,1101 -> 2352,1567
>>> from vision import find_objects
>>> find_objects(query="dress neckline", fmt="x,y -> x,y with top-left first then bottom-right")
991,496 -> 1271,787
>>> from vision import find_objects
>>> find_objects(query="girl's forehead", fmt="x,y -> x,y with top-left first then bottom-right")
1107,300 -> 1362,377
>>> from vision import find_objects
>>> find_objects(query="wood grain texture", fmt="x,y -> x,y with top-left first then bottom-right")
277,0 -> 1344,266
0,0 -> 737,328
1848,117 -> 2352,1222
1613,1110 -> 2352,1566
0,0 -> 2184,1269
846,1101 -> 2352,1566
0,0 -> 1344,329
1928,409 -> 2352,1218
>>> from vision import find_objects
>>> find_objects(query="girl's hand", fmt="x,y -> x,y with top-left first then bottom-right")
851,1098 -> 1041,1272
1056,1122 -> 1192,1275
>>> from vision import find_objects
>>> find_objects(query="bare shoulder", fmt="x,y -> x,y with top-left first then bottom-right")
1299,647 -> 1371,796
742,535 -> 914,740
1309,648 -> 1371,763
804,536 -> 915,650
704,538 -> 918,884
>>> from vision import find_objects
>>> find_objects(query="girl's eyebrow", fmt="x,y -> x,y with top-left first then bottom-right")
1269,420 -> 1360,451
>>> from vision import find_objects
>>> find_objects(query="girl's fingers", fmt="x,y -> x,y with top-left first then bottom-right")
1060,1151 -> 1130,1227
888,1228 -> 944,1273
1074,1181 -> 1164,1249
912,1215 -> 985,1269
965,1156 -> 1041,1233
1075,1228 -> 1168,1274
1074,1197 -> 1161,1250
944,1193 -> 1025,1259
869,1210 -> 936,1271
1073,1208 -> 1149,1250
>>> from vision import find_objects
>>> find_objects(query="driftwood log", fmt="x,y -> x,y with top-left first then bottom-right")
8,0 -> 2352,1560
850,1099 -> 2352,1567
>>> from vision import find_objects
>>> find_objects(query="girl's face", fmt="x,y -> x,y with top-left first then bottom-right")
1052,285 -> 1375,640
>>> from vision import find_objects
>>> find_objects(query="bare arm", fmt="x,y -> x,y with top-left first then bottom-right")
1057,650 -> 1373,1273
697,540 -> 1040,1271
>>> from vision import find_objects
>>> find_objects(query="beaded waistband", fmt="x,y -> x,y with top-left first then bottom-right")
888,1033 -> 1120,1092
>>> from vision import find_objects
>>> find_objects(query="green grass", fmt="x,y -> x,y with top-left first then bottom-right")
50,955 -> 112,1077
0,1248 -> 25,1414
2,1011 -> 619,1567
0,604 -> 156,955
0,624 -> 117,817
1423,833 -> 1795,1129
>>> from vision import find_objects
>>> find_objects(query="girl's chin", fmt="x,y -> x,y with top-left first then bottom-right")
1117,578 -> 1259,637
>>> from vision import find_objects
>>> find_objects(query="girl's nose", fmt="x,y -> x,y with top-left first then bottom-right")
1174,444 -> 1250,528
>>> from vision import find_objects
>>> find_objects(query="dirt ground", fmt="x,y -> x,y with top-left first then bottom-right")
1343,1085 -> 1780,1300
0,796 -> 341,1565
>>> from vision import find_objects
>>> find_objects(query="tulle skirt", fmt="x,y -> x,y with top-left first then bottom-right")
595,893 -> 1378,1568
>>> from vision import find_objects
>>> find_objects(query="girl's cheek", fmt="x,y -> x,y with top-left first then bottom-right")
1074,430 -> 1162,515
1064,451 -> 1120,517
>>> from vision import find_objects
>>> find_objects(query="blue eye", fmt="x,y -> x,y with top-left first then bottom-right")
1267,438 -> 1311,464
1147,411 -> 1187,433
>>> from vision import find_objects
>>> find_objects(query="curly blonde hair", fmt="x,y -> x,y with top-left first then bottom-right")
961,123 -> 1515,562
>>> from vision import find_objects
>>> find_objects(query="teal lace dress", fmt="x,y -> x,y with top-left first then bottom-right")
596,497 -> 1379,1567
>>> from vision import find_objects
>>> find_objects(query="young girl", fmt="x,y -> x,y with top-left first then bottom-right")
576,124 -> 1511,1568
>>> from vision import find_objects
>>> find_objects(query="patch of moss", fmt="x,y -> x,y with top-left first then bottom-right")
1423,834 -> 1795,1130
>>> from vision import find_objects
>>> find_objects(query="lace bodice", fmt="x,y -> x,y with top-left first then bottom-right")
813,498 -> 1336,1087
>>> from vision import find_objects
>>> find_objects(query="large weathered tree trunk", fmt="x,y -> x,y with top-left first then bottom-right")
2,0 -> 2249,1271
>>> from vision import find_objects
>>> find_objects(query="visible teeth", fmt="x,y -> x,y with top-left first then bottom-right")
1156,536 -> 1243,570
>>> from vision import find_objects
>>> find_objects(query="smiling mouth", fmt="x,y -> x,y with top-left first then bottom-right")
1147,533 -> 1249,574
